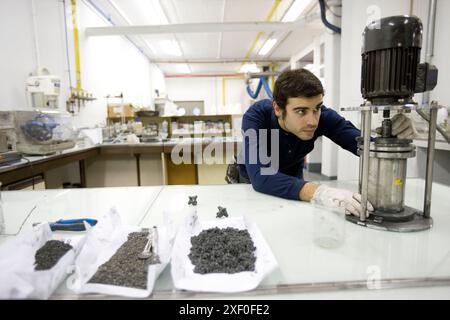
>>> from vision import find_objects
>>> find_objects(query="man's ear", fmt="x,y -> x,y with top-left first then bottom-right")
272,101 -> 282,118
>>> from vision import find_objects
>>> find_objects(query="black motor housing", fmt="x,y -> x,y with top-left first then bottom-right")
361,15 -> 437,105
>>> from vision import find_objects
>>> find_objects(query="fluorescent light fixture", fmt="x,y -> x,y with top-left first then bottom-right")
133,0 -> 169,25
282,0 -> 314,22
160,39 -> 182,56
258,38 -> 278,56
149,0 -> 169,24
177,63 -> 191,74
145,40 -> 157,54
239,63 -> 260,73
108,0 -> 132,25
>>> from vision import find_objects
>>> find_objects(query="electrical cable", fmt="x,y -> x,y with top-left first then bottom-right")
318,0 -> 341,34
324,0 -> 342,18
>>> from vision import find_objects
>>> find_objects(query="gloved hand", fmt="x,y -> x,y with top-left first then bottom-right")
391,113 -> 417,139
377,113 -> 417,139
311,185 -> 374,218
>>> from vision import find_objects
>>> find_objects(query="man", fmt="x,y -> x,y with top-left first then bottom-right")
237,69 -> 415,217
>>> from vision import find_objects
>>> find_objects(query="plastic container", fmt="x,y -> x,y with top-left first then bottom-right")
311,201 -> 346,249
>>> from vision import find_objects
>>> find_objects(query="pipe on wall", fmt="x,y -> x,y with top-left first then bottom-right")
31,0 -> 42,74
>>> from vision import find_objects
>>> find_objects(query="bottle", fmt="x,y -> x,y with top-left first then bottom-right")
160,120 -> 168,140
0,182 -> 5,235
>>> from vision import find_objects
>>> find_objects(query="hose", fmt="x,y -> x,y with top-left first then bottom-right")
246,77 -> 273,99
318,0 -> 341,34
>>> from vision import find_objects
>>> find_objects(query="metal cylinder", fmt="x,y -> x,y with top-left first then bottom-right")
368,157 -> 408,212
359,139 -> 416,214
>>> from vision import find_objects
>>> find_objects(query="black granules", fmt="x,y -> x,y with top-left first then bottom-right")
88,231 -> 150,289
188,227 -> 256,274
34,240 -> 73,271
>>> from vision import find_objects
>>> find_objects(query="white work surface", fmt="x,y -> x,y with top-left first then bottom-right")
1,179 -> 450,299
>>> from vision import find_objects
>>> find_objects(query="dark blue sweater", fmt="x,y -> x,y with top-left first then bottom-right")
238,99 -> 360,200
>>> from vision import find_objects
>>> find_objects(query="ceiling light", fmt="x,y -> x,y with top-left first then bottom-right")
239,63 -> 260,73
282,0 -> 314,22
145,40 -> 156,54
160,40 -> 182,56
108,0 -> 132,25
149,0 -> 169,24
177,64 -> 191,74
258,38 -> 278,56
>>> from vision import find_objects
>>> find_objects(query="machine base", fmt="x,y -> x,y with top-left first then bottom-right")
371,206 -> 418,222
346,206 -> 433,232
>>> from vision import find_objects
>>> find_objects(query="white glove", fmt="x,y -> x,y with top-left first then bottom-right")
391,113 -> 416,139
311,185 -> 374,218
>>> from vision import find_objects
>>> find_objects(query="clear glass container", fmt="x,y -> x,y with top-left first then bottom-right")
311,201 -> 346,249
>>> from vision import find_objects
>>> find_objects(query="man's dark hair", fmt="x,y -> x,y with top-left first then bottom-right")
273,68 -> 324,113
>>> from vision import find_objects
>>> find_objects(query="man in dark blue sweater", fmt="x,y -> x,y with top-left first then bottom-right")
237,69 -> 415,217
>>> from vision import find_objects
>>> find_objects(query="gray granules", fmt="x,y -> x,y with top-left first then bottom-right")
88,231 -> 150,289
188,227 -> 256,274
34,240 -> 73,271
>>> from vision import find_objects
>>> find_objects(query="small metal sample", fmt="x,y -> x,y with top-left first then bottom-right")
216,206 -> 228,218
138,230 -> 153,260
188,195 -> 198,206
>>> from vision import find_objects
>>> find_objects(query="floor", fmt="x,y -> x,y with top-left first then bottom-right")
303,170 -> 336,181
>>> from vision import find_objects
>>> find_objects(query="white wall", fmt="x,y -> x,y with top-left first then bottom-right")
0,0 -> 165,129
321,8 -> 341,178
428,0 -> 450,107
0,0 -> 66,110
165,76 -> 252,115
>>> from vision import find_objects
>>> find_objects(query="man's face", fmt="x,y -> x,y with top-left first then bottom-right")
273,95 -> 323,140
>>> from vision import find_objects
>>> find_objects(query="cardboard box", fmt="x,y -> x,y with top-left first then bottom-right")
107,104 -> 135,118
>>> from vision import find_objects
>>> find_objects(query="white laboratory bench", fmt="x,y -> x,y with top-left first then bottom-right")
1,179 -> 450,300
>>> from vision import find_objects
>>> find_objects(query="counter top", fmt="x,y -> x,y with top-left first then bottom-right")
0,137 -> 243,175
414,139 -> 450,151
1,178 -> 449,299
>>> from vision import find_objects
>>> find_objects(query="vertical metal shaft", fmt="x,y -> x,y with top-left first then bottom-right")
358,111 -> 364,194
360,109 -> 372,222
423,104 -> 437,218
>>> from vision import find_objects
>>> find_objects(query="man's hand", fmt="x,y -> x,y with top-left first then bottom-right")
391,113 -> 416,139
311,185 -> 374,218
376,113 -> 416,139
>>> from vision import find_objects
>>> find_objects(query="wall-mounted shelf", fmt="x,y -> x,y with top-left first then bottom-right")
108,114 -> 234,138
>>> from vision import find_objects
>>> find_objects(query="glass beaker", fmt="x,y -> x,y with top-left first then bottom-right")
312,201 -> 346,249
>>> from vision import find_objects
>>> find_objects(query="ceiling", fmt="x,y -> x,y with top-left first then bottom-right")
85,0 -> 326,75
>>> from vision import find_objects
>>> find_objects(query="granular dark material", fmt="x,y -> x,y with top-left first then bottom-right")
188,227 -> 256,274
88,231 -> 150,289
34,240 -> 73,271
